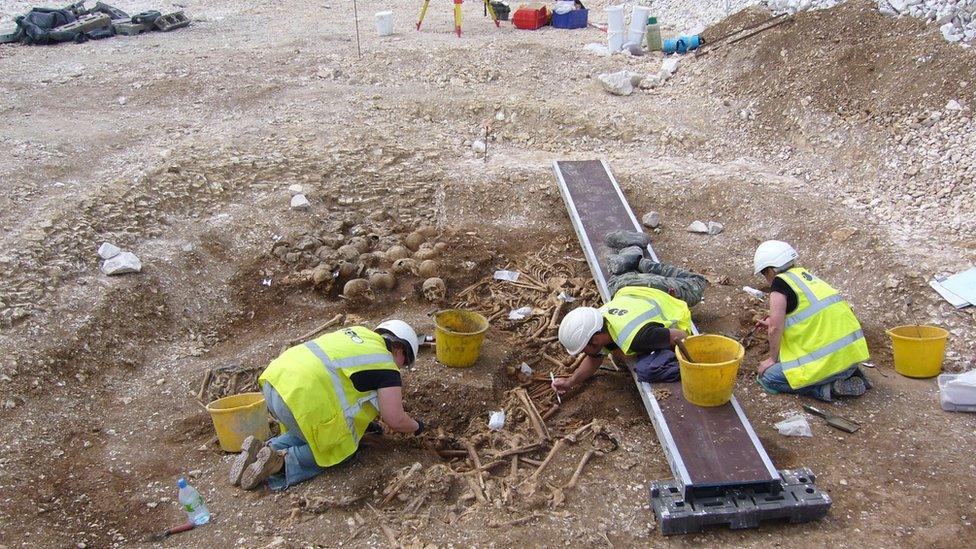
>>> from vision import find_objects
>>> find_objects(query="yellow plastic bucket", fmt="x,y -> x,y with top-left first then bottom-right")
676,334 -> 744,407
434,309 -> 489,368
205,392 -> 271,452
886,325 -> 949,378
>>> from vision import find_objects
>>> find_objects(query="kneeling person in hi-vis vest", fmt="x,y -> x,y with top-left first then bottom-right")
552,286 -> 694,395
229,320 -> 425,491
753,240 -> 872,402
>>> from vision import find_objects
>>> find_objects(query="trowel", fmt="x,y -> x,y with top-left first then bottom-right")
802,404 -> 860,434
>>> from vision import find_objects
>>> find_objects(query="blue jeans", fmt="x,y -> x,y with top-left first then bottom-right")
261,383 -> 327,491
758,363 -> 858,402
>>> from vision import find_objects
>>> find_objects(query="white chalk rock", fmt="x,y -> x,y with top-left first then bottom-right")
598,70 -> 638,96
583,43 -> 610,56
97,242 -> 121,260
945,99 -> 964,111
101,251 -> 142,275
288,183 -> 305,196
686,220 -> 709,233
472,140 -> 487,154
707,221 -> 725,235
290,194 -> 311,210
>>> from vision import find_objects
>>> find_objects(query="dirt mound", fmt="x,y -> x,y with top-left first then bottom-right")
704,1 -> 976,121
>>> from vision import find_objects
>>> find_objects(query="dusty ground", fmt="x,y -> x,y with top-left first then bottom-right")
1,0 -> 975,547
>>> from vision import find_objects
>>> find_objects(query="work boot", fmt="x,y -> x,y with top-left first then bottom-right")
831,375 -> 867,398
604,230 -> 651,250
607,250 -> 643,275
240,446 -> 285,491
228,435 -> 263,486
852,365 -> 873,390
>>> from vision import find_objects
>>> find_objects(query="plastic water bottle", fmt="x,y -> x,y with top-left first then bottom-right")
645,16 -> 662,51
177,478 -> 210,525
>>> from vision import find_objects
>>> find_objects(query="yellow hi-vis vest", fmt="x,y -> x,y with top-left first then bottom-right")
599,286 -> 693,355
775,267 -> 870,389
258,326 -> 399,467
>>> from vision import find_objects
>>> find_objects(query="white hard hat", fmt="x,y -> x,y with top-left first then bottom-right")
376,319 -> 419,365
558,307 -> 604,355
753,240 -> 798,275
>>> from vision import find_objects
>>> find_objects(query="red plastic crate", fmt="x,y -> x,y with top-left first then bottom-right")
512,6 -> 548,30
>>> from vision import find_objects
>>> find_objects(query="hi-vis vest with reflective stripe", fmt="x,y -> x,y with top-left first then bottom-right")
258,326 -> 398,467
775,267 -> 870,389
599,286 -> 693,356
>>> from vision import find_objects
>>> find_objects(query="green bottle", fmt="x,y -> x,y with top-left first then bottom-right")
646,16 -> 662,52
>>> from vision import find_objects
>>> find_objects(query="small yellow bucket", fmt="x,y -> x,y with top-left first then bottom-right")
676,334 -> 744,407
886,325 -> 949,378
434,309 -> 489,368
205,392 -> 272,452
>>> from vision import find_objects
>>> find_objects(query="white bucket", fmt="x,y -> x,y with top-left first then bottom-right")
375,10 -> 393,37
605,6 -> 625,32
608,30 -> 625,53
627,5 -> 651,46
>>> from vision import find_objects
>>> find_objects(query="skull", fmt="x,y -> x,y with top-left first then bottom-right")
368,270 -> 396,291
343,278 -> 374,301
392,258 -> 418,276
422,277 -> 446,302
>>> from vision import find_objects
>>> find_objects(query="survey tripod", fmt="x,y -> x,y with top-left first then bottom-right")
416,0 -> 500,37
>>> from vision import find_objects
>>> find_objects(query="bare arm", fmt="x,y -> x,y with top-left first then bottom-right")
563,354 -> 604,390
377,386 -> 420,434
765,291 -> 787,362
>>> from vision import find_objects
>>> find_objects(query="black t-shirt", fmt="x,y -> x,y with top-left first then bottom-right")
349,369 -> 402,392
771,277 -> 799,314
601,322 -> 672,355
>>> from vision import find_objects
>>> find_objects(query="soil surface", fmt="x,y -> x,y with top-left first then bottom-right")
1,0 -> 975,547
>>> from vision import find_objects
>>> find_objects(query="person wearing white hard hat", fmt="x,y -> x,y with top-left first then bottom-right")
753,240 -> 871,401
553,286 -> 693,395
229,319 -> 425,491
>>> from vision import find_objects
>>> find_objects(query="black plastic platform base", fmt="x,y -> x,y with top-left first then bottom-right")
650,468 -> 831,535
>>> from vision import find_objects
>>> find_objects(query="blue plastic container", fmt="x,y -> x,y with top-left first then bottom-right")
663,34 -> 702,54
552,9 -> 588,29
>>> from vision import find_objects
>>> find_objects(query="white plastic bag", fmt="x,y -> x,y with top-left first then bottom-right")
774,414 -> 812,437
944,370 -> 976,406
488,411 -> 506,431
508,306 -> 533,320
493,270 -> 520,282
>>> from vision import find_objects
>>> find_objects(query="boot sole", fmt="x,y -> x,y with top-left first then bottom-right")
240,447 -> 284,491
228,436 -> 263,487
832,376 -> 866,397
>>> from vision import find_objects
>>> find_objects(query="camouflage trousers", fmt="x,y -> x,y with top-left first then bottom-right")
607,262 -> 706,307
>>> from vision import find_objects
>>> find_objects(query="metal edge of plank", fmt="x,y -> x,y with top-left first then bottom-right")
598,159 -> 782,482
553,159 -> 693,488
730,396 -> 782,482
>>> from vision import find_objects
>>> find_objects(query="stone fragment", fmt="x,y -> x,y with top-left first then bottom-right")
686,220 -> 708,233
642,211 -> 661,228
471,140 -> 487,154
101,252 -> 142,275
288,184 -> 305,196
98,242 -> 121,259
597,70 -> 640,96
707,221 -> 725,235
290,194 -> 310,210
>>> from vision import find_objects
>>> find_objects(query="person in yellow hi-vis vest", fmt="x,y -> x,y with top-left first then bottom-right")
553,286 -> 693,395
753,240 -> 872,402
228,320 -> 425,491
